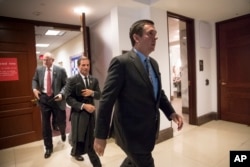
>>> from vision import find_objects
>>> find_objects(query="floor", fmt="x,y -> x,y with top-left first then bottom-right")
0,98 -> 250,167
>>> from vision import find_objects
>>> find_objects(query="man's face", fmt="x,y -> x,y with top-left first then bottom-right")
43,55 -> 54,68
78,59 -> 90,76
134,24 -> 158,55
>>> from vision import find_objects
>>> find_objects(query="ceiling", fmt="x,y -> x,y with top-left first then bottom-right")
0,0 -> 249,55
34,26 -> 81,55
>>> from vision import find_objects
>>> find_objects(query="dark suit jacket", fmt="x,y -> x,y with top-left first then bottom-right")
95,50 -> 176,154
65,74 -> 101,111
32,65 -> 67,110
65,74 -> 101,154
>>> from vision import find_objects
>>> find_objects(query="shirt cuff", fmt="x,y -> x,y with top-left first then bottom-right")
81,103 -> 85,110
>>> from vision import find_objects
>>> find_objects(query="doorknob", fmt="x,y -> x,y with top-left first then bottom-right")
221,82 -> 227,85
31,98 -> 38,105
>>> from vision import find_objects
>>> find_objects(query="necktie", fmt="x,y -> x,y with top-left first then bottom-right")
85,76 -> 89,88
47,68 -> 52,96
145,58 -> 152,83
145,58 -> 158,99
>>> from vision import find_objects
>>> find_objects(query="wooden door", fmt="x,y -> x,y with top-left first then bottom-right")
217,14 -> 250,125
0,19 -> 42,149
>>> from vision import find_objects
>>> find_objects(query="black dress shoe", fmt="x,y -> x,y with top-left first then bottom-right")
61,134 -> 66,142
44,149 -> 53,159
53,125 -> 59,131
73,155 -> 84,161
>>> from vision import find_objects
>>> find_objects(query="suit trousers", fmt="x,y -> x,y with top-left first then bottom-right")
120,152 -> 154,167
73,142 -> 102,167
39,93 -> 66,149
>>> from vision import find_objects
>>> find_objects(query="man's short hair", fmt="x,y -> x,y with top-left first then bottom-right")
129,19 -> 154,46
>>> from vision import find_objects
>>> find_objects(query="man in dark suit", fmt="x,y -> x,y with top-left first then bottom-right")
65,57 -> 102,167
32,52 -> 67,159
94,19 -> 183,167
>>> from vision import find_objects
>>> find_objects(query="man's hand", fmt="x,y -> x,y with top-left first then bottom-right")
54,94 -> 62,101
170,113 -> 184,131
81,89 -> 93,97
83,104 -> 96,113
33,89 -> 41,100
94,138 -> 107,156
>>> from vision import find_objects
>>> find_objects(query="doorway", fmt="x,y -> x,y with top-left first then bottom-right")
168,17 -> 189,125
34,25 -> 82,137
167,12 -> 197,125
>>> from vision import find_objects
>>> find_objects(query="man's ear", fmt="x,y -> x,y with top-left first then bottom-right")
133,34 -> 140,43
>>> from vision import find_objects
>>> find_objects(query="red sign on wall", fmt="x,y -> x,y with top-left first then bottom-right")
0,58 -> 19,81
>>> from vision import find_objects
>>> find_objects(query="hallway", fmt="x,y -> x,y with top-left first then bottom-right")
0,120 -> 249,167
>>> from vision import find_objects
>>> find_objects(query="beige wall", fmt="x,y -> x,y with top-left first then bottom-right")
52,34 -> 84,77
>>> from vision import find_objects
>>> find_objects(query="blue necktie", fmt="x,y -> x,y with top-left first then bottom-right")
145,58 -> 158,99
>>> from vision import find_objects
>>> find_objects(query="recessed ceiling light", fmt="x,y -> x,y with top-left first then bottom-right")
45,30 -> 61,36
36,44 -> 49,47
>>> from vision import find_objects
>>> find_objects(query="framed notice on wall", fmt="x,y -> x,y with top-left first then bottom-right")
70,53 -> 81,76
0,58 -> 19,81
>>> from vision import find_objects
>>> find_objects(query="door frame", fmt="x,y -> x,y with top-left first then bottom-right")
167,12 -> 197,125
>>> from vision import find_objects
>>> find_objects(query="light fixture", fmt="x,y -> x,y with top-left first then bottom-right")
45,30 -> 65,36
36,44 -> 49,47
45,30 -> 60,36
73,7 -> 90,15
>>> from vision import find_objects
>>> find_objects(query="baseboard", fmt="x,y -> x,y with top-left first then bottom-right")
156,127 -> 173,144
182,106 -> 189,114
197,112 -> 218,125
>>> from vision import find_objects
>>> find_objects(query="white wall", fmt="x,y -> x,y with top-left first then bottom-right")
89,14 -> 113,90
195,20 -> 217,116
52,34 -> 83,77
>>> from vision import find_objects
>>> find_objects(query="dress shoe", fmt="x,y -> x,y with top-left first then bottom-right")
73,155 -> 84,161
53,125 -> 59,131
44,149 -> 53,159
71,152 -> 84,161
61,134 -> 66,142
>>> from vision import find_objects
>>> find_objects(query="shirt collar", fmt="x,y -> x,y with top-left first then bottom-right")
133,48 -> 149,63
46,65 -> 53,71
80,73 -> 89,79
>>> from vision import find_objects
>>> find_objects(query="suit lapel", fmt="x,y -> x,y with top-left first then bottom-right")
76,74 -> 85,86
52,66 -> 57,85
129,51 -> 154,95
41,66 -> 46,89
88,76 -> 94,89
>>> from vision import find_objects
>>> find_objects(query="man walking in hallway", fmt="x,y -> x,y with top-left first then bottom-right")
65,56 -> 102,167
94,19 -> 183,167
32,52 -> 67,159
